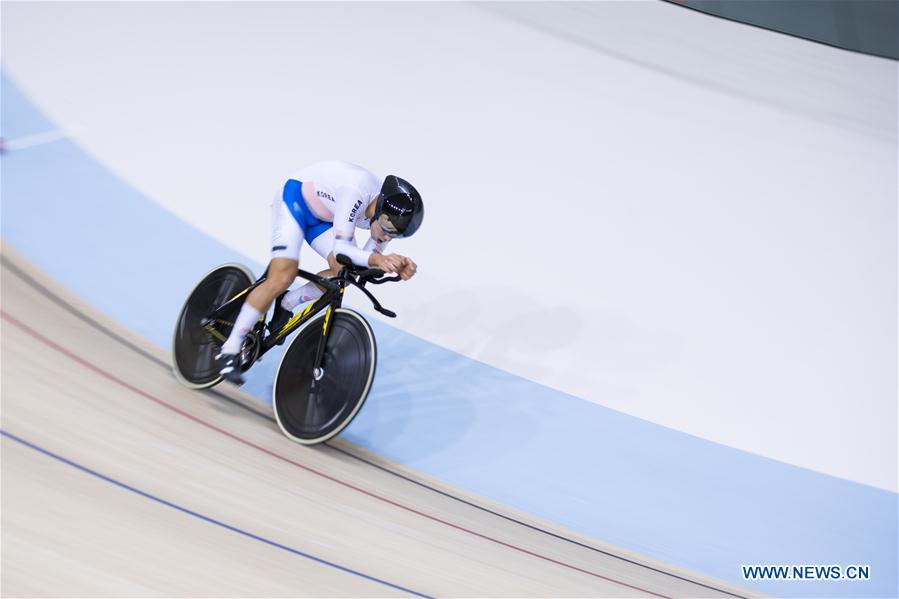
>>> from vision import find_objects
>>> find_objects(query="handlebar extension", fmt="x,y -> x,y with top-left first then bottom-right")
334,254 -> 399,317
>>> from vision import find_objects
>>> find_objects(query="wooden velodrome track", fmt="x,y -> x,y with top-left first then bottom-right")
1,248 -> 750,597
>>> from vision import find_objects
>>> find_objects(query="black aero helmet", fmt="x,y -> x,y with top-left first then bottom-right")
374,175 -> 423,238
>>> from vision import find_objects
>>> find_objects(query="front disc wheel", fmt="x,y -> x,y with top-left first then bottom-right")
273,309 -> 376,444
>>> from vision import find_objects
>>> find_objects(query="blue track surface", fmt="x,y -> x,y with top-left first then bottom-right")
3,71 -> 896,597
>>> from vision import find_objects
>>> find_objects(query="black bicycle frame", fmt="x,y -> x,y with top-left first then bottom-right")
203,258 -> 396,374
205,267 -> 343,366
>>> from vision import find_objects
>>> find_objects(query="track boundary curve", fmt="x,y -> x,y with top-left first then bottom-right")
1,252 -> 749,598
1,308 -> 674,597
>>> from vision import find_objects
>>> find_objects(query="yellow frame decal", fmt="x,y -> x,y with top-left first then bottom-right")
322,306 -> 332,336
228,287 -> 251,302
276,301 -> 317,339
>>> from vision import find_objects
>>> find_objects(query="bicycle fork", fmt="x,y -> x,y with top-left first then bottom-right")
310,289 -> 343,387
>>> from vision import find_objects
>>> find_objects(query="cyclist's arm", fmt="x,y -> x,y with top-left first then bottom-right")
325,249 -> 401,273
330,186 -> 373,267
327,193 -> 407,274
362,238 -> 412,276
363,237 -> 389,255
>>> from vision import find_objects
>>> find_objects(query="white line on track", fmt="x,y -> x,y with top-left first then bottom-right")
1,126 -> 85,151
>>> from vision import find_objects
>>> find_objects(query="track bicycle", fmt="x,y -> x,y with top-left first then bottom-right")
172,255 -> 399,444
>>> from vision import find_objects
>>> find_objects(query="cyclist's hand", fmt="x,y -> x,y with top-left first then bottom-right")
374,253 -> 405,274
398,256 -> 417,280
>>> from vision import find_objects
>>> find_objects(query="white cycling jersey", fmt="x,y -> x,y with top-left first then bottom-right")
291,160 -> 387,266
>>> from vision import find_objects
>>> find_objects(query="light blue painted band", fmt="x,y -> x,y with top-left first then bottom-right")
2,71 -> 895,598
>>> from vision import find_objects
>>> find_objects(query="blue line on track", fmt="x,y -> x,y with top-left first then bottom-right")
0,429 -> 433,598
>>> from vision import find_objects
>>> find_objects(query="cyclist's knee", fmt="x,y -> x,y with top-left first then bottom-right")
267,261 -> 297,292
269,272 -> 295,292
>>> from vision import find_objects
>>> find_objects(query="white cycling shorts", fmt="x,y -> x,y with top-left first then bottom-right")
270,198 -> 335,262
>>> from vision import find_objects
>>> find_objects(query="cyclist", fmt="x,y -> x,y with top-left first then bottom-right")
216,160 -> 423,383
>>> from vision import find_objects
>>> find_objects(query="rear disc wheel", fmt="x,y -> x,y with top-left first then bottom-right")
172,264 -> 254,389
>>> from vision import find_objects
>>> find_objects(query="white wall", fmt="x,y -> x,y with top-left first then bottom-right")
3,1 -> 896,490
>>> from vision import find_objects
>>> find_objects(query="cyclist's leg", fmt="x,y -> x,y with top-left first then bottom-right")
220,198 -> 302,357
281,224 -> 335,310
251,195 -> 306,314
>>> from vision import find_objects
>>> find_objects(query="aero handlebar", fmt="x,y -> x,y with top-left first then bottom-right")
334,254 -> 401,318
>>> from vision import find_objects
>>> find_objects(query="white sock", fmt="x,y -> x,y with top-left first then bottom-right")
281,282 -> 323,310
221,303 -> 262,355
